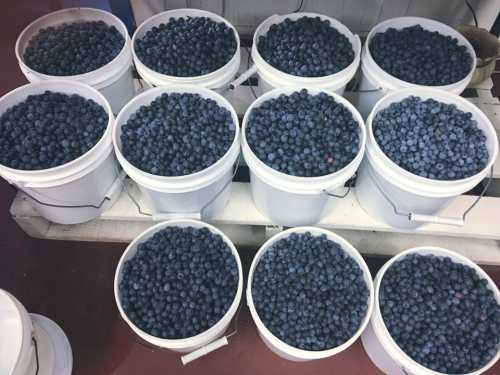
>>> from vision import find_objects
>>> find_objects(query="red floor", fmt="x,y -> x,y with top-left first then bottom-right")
0,2 -> 499,374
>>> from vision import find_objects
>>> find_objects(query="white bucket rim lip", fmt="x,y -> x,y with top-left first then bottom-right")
0,289 -> 26,374
0,80 -> 114,176
113,84 -> 240,182
241,86 -> 366,183
252,12 -> 361,82
373,246 -> 500,375
131,8 -> 241,82
246,227 -> 375,360
366,87 -> 499,186
363,16 -> 477,91
113,219 -> 244,349
15,7 -> 132,81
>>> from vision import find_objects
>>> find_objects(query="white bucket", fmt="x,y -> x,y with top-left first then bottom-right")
246,227 -> 374,361
0,290 -> 73,375
355,88 -> 499,229
15,7 -> 135,114
0,80 -> 123,224
113,85 -> 240,220
250,12 -> 361,96
356,17 -> 476,118
361,246 -> 500,375
241,87 -> 366,226
114,219 -> 243,354
132,8 -> 241,92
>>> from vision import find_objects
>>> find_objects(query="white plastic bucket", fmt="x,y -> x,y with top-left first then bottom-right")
15,7 -> 135,113
355,88 -> 499,229
241,87 -> 366,226
132,8 -> 241,92
114,219 -> 243,354
113,85 -> 240,220
0,80 -> 123,224
356,17 -> 477,118
250,12 -> 361,96
247,227 -> 374,361
361,246 -> 500,375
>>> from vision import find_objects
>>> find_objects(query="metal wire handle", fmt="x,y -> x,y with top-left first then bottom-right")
368,165 -> 493,225
323,173 -> 357,198
32,337 -> 40,375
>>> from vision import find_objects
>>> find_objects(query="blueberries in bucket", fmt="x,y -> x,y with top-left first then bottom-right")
120,92 -> 236,176
380,253 -> 500,374
252,232 -> 369,351
135,17 -> 237,77
119,226 -> 239,339
0,91 -> 108,170
24,21 -> 125,76
369,25 -> 473,86
246,89 -> 360,177
373,96 -> 489,180
257,16 -> 354,77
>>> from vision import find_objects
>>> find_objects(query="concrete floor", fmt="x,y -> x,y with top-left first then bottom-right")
0,2 -> 499,374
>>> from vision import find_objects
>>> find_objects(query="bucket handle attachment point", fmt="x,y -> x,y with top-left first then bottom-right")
369,166 -> 493,227
323,173 -> 356,199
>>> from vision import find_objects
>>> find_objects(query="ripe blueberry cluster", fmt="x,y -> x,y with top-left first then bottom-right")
369,25 -> 472,86
119,226 -> 239,339
246,89 -> 359,177
380,254 -> 500,374
252,232 -> 369,351
0,91 -> 107,170
373,96 -> 488,180
121,93 -> 236,176
257,16 -> 354,77
24,21 -> 125,76
135,17 -> 237,77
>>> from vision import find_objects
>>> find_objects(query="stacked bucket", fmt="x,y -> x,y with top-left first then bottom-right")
0,5 -> 499,375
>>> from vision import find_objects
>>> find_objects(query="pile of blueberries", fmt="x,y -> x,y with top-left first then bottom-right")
258,16 -> 354,77
119,226 -> 239,339
120,92 -> 235,176
135,17 -> 237,77
373,96 -> 489,180
0,91 -> 107,170
380,253 -> 500,374
369,25 -> 472,86
252,232 -> 369,351
24,21 -> 125,76
246,89 -> 359,177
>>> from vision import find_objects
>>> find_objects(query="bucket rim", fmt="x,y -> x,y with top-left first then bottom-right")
362,16 -> 477,91
113,219 -> 244,350
241,86 -> 366,191
366,87 -> 499,189
0,80 -> 114,178
372,246 -> 500,375
15,7 -> 132,82
251,12 -> 361,83
131,8 -> 241,83
246,226 -> 375,360
113,84 -> 240,186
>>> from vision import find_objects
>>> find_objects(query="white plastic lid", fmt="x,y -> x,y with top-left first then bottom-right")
0,290 -> 23,375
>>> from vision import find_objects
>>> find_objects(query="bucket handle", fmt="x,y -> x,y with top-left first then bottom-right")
368,165 -> 493,227
121,153 -> 241,221
12,170 -> 126,210
227,64 -> 259,90
323,173 -> 356,199
32,337 -> 40,375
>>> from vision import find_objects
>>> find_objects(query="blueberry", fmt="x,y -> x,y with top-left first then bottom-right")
135,17 -> 237,77
252,232 -> 369,351
0,91 -> 108,170
119,226 -> 239,339
369,25 -> 472,86
246,89 -> 360,177
120,92 -> 236,176
24,20 -> 124,76
380,253 -> 500,373
373,96 -> 489,180
257,16 -> 354,77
